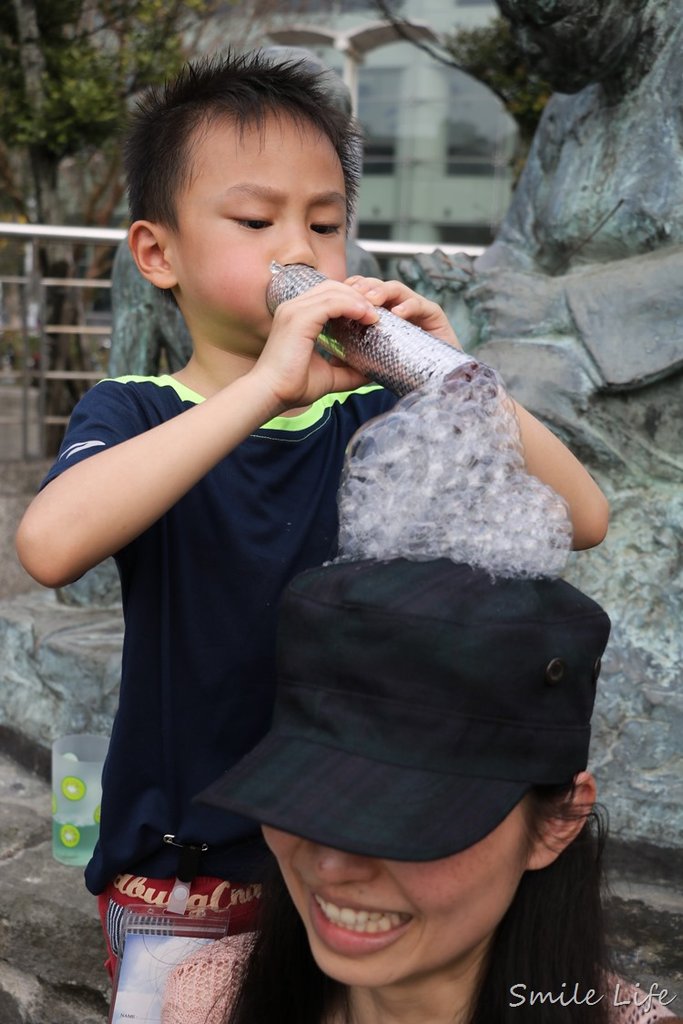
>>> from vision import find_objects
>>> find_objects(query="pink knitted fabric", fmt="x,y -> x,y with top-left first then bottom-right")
609,977 -> 677,1023
161,937 -> 677,1024
161,933 -> 254,1024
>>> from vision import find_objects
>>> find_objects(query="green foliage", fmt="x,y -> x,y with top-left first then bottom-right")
0,0 -> 214,161
444,17 -> 552,152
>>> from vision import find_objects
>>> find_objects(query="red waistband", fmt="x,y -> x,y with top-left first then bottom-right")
105,872 -> 262,915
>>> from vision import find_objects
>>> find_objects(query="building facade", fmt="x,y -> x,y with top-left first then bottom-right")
263,0 -> 516,246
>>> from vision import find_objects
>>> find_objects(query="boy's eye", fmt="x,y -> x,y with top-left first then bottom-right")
312,224 -> 342,235
238,219 -> 270,229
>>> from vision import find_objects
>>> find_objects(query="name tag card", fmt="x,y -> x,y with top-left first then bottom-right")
108,906 -> 229,1023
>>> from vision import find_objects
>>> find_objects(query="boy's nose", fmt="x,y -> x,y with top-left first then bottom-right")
277,233 -> 317,270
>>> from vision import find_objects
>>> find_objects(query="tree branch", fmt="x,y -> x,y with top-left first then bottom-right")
371,0 -> 464,71
371,0 -> 511,107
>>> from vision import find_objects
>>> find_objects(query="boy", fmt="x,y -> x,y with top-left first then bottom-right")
15,51 -> 607,976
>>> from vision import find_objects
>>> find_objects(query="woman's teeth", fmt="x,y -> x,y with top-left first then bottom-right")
315,896 -> 409,933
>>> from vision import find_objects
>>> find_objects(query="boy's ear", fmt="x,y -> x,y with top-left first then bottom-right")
525,771 -> 597,872
128,221 -> 178,291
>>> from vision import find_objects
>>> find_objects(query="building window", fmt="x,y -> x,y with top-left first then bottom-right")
442,68 -> 516,178
363,143 -> 396,176
358,67 -> 401,176
356,221 -> 393,240
446,127 -> 498,176
437,223 -> 496,246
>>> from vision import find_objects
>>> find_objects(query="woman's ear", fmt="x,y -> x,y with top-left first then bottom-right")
128,220 -> 178,291
526,771 -> 597,872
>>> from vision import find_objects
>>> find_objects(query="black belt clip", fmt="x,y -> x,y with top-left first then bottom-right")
163,833 -> 209,883
163,833 -> 209,915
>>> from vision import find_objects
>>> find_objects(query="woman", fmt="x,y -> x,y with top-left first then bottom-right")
162,557 -> 675,1024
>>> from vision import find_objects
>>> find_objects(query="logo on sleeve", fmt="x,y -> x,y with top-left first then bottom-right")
60,440 -> 106,460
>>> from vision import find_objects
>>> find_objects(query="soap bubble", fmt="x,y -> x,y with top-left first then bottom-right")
336,365 -> 572,578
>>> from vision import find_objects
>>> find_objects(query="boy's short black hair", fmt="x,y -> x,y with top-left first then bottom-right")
124,49 -> 363,231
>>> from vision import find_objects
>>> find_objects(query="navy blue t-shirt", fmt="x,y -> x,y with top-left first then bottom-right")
42,375 -> 396,892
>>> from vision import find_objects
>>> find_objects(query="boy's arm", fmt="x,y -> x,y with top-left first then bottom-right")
506,401 -> 608,550
348,277 -> 609,551
16,281 -> 379,588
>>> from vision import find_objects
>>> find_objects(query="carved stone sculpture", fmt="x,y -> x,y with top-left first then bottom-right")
109,242 -> 193,377
402,0 -> 683,477
400,0 -> 683,849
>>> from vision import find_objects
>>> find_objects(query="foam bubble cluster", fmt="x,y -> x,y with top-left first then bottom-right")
336,365 -> 572,578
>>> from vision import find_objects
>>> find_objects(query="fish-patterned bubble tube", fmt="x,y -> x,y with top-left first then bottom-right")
266,262 -> 480,397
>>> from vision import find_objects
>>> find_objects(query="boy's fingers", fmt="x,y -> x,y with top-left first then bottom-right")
346,275 -> 384,294
344,278 -> 461,348
314,280 -> 381,323
348,278 -> 423,311
272,282 -> 379,338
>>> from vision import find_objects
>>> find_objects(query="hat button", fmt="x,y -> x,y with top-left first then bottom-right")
545,658 -> 565,685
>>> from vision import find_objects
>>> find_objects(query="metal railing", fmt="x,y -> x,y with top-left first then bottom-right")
0,222 -> 483,460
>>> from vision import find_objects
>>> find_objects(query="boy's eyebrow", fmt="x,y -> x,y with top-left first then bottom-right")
222,183 -> 346,208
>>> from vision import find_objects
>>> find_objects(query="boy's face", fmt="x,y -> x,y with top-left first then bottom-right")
159,113 -> 348,357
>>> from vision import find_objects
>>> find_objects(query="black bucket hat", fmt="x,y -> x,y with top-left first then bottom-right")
199,558 -> 611,861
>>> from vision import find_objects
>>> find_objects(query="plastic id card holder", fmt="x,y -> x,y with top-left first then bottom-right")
108,906 -> 230,1023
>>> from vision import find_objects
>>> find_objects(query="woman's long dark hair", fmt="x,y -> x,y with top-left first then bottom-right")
227,856 -> 348,1024
227,787 -> 611,1024
469,786 -> 611,1024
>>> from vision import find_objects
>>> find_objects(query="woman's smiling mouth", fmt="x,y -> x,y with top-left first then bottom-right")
314,895 -> 411,934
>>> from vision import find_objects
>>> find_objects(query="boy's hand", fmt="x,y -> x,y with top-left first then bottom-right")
346,276 -> 462,350
253,279 -> 380,411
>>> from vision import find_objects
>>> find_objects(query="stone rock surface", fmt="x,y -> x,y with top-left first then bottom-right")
565,478 -> 683,847
0,458 -> 48,602
55,559 -> 121,610
0,589 -> 123,748
0,748 -> 109,1023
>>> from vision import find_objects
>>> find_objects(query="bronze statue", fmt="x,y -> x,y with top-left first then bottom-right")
401,0 -> 683,480
400,0 -> 683,851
